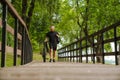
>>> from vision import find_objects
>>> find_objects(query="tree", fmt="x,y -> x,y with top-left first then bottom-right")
21,0 -> 35,29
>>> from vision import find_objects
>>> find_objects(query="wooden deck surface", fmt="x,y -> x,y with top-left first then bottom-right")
0,61 -> 120,80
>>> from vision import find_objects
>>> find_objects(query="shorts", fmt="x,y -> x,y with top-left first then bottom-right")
49,42 -> 57,50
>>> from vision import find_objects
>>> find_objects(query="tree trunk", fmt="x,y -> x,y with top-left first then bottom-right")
118,43 -> 120,65
26,0 -> 35,30
96,34 -> 102,63
22,0 -> 28,21
17,0 -> 28,50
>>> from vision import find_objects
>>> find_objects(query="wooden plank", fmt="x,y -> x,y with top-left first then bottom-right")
59,52 -> 120,59
0,42 -> 21,55
91,21 -> 120,37
0,19 -> 22,40
0,62 -> 120,80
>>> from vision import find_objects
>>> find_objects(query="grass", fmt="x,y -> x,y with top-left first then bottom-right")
33,53 -> 43,61
33,52 -> 58,62
0,51 -> 58,67
0,52 -> 21,67
33,52 -> 50,62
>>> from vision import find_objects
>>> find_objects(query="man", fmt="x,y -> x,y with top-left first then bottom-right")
45,26 -> 59,62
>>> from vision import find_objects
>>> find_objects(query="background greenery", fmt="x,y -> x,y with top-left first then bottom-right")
0,0 -> 120,52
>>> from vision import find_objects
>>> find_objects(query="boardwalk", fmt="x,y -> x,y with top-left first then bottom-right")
0,62 -> 120,80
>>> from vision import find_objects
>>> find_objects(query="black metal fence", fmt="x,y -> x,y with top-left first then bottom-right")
0,0 -> 33,67
58,22 -> 120,65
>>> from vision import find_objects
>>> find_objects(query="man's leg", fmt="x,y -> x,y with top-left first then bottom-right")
53,50 -> 56,62
49,43 -> 53,62
49,49 -> 52,62
53,43 -> 57,62
49,49 -> 52,59
53,50 -> 56,59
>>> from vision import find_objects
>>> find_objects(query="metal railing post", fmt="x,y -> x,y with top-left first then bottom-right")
114,27 -> 118,65
66,47 -> 68,62
13,18 -> 18,66
24,32 -> 27,64
79,41 -> 82,63
92,36 -> 95,64
101,33 -> 104,64
86,38 -> 88,63
76,43 -> 78,62
70,45 -> 72,62
21,27 -> 25,65
73,44 -> 74,62
1,2 -> 7,67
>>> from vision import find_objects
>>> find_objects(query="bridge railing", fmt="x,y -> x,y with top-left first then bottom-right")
58,22 -> 120,65
0,0 -> 33,67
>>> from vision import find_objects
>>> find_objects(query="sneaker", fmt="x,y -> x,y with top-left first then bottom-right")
53,59 -> 55,62
49,59 -> 52,62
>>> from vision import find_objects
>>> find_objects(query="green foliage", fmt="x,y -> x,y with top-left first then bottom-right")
7,33 -> 14,47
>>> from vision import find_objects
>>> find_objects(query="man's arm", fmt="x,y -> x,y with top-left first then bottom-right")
56,32 -> 59,37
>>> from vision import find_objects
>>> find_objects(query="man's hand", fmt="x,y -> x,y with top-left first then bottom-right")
44,38 -> 48,42
56,34 -> 59,37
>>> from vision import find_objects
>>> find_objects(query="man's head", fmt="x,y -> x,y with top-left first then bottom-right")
50,26 -> 55,32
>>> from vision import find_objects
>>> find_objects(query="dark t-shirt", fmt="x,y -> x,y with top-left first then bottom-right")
46,31 -> 58,43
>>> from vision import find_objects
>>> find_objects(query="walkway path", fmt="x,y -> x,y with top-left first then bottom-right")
0,61 -> 120,80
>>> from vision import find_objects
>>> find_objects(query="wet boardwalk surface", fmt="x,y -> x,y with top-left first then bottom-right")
0,62 -> 120,80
